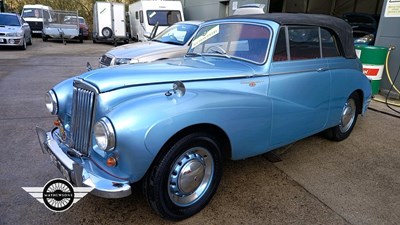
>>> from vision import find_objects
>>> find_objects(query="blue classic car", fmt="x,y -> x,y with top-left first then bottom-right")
37,13 -> 372,220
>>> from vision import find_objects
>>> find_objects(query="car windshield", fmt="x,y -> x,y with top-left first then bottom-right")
188,23 -> 271,64
153,23 -> 199,45
146,10 -> 182,26
22,8 -> 43,18
0,14 -> 21,26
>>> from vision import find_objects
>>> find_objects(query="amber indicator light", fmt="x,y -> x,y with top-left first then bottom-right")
106,157 -> 117,167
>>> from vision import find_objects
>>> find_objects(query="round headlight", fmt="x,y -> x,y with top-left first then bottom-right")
45,90 -> 58,115
94,117 -> 115,151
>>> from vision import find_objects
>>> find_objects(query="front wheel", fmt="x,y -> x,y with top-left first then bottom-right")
325,92 -> 359,141
27,36 -> 32,45
19,36 -> 27,50
144,133 -> 223,221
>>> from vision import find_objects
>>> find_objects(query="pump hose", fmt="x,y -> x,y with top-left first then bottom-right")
385,48 -> 400,95
371,48 -> 400,107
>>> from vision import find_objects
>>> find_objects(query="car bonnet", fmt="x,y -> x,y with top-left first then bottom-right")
79,57 -> 256,92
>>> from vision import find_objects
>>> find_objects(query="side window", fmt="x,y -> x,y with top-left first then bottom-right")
44,10 -> 49,19
288,26 -> 321,60
273,27 -> 288,61
135,11 -> 139,20
139,10 -> 143,23
320,28 -> 341,58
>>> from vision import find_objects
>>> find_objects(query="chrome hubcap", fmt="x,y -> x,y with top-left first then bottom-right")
168,147 -> 214,206
340,98 -> 356,133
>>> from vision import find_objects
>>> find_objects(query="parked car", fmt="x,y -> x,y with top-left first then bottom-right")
37,13 -> 372,220
233,3 -> 265,15
0,13 -> 32,50
343,13 -> 379,45
64,16 -> 89,40
98,21 -> 202,67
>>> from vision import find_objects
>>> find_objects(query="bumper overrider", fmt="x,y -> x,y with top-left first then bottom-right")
36,127 -> 131,198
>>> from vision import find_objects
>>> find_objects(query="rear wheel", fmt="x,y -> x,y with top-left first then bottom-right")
144,133 -> 223,221
325,92 -> 359,141
101,27 -> 113,38
79,29 -> 83,43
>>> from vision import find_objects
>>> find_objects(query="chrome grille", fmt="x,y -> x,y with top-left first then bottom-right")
70,85 -> 96,155
100,54 -> 112,66
27,21 -> 43,31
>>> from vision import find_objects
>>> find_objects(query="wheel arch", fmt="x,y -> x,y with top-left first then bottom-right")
153,124 -> 232,166
353,89 -> 364,114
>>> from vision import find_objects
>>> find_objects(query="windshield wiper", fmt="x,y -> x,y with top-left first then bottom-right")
185,52 -> 202,57
161,41 -> 182,46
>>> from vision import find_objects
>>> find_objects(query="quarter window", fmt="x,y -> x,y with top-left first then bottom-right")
273,27 -> 288,61
320,28 -> 341,57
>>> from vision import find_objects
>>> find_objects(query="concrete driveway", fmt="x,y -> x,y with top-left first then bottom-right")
0,39 -> 399,225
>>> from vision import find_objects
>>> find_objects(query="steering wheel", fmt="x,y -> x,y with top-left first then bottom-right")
205,45 -> 226,54
168,34 -> 179,42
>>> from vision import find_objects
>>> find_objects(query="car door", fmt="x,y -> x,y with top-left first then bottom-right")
268,26 -> 331,147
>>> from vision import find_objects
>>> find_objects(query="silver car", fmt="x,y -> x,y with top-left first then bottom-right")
99,21 -> 202,67
0,13 -> 32,50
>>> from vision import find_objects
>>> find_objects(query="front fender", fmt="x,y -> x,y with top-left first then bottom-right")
106,86 -> 272,182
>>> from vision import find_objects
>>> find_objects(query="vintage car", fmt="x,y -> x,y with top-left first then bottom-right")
343,13 -> 379,45
98,21 -> 202,67
0,12 -> 32,50
36,13 -> 372,220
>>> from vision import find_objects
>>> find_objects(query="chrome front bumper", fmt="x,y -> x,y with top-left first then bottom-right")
36,127 -> 132,198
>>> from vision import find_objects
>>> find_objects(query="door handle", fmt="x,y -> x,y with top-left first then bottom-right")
317,67 -> 328,72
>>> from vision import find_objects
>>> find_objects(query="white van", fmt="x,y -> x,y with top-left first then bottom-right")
233,4 -> 266,15
21,4 -> 53,35
92,1 -> 129,44
129,0 -> 184,41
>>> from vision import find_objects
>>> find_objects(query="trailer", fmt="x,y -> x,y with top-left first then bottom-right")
42,10 -> 83,44
92,1 -> 129,45
128,0 -> 184,42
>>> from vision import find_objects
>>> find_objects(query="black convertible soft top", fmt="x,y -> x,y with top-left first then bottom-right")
218,13 -> 357,59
